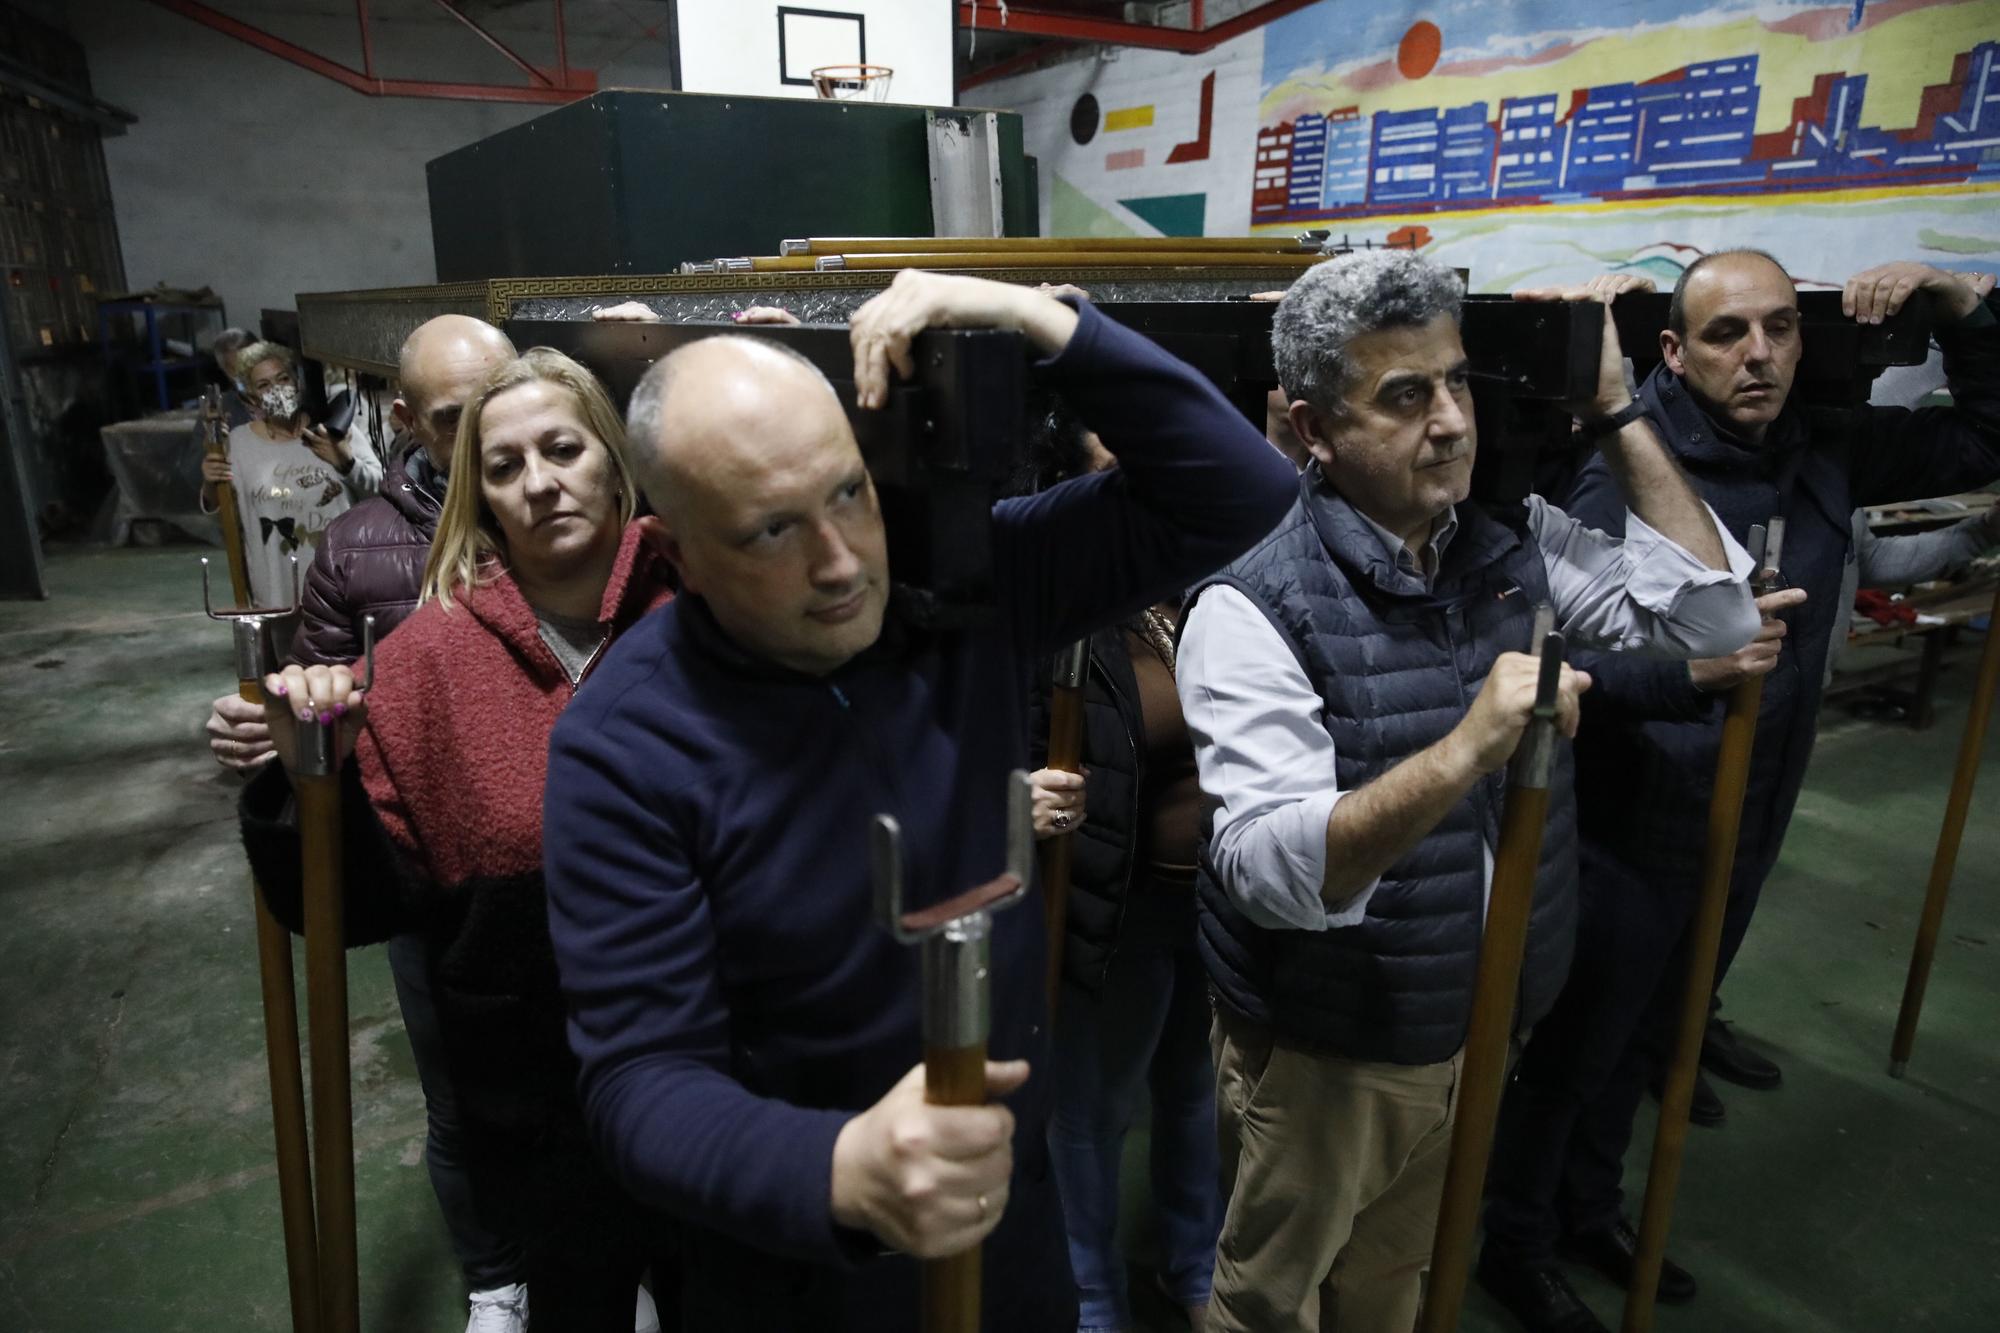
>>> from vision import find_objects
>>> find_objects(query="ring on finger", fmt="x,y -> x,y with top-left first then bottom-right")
976,1194 -> 989,1220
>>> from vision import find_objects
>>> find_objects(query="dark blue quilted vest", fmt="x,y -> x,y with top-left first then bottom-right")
1191,474 -> 1579,1065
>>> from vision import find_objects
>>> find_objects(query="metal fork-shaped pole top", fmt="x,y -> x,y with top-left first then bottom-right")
1747,518 -> 1785,594
873,772 -> 1036,1333
1512,604 -> 1567,791
873,771 -> 1035,1051
203,555 -> 301,684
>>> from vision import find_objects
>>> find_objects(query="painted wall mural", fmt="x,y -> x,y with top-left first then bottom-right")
978,0 -> 1999,290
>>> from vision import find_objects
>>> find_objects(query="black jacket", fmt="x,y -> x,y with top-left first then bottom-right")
1193,483 -> 1578,1064
291,436 -> 441,666
1566,294 -> 2000,902
1030,627 -> 1146,997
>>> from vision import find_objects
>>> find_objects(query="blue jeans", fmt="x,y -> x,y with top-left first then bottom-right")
1049,886 -> 1220,1333
386,932 -> 524,1290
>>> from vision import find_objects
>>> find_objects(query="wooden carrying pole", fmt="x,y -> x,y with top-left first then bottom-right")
816,251 -> 1325,273
781,235 -> 1321,257
247,670 -> 323,1333
1420,608 -> 1566,1333
1889,577 -> 2000,1077
923,1034 -> 986,1331
290,616 -> 375,1333
1621,522 -> 1783,1333
203,559 -> 319,1333
202,388 -> 253,607
1040,642 -> 1088,1014
873,774 -> 1036,1333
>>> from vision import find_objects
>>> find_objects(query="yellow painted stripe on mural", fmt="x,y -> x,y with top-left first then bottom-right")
1249,182 -> 2000,233
1104,106 -> 1155,132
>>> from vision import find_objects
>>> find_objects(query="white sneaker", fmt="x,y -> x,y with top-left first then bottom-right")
634,1283 -> 660,1333
466,1283 -> 530,1333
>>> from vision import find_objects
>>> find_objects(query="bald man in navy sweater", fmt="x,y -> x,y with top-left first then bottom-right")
542,272 -> 1298,1329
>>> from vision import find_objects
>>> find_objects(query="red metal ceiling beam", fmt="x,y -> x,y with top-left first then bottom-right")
371,76 -> 585,104
143,0 -> 592,105
356,0 -> 376,78
959,38 -> 1075,92
428,0 -> 555,88
554,0 -> 569,84
959,3 -> 1204,53
955,0 -> 1321,54
1158,0 -> 1326,47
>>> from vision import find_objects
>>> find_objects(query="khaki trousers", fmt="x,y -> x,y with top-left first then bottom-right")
1208,1008 -> 1463,1333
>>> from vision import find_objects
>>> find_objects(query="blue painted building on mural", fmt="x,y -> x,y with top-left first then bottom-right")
1253,40 -> 2000,221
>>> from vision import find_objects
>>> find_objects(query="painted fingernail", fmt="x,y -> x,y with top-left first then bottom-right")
274,684 -> 288,697
334,703 -> 347,718
318,710 -> 333,725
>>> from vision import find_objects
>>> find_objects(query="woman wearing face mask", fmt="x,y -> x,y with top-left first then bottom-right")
201,341 -> 382,606
237,348 -> 678,1332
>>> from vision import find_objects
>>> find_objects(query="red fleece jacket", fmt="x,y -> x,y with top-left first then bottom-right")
358,522 -> 672,891
244,521 -> 673,1133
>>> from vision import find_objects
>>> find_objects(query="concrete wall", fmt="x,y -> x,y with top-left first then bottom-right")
55,0 -> 681,325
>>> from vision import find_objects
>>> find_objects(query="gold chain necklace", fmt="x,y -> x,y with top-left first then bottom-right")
1136,606 -> 1177,675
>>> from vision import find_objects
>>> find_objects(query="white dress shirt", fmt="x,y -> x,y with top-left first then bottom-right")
1177,496 -> 1757,933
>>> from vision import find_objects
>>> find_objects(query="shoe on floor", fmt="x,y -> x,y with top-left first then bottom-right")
1151,1270 -> 1208,1331
1475,1251 -> 1609,1333
1701,1016 -> 1782,1089
1649,1069 -> 1726,1127
466,1283 -> 529,1333
635,1282 -> 660,1333
1562,1218 -> 1698,1305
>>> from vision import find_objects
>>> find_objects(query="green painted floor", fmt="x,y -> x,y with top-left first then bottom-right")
0,546 -> 464,1331
2,544 -> 1996,1332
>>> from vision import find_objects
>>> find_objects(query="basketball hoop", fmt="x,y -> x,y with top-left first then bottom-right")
811,64 -> 894,102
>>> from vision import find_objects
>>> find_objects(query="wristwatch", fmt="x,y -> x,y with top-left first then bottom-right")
1579,399 -> 1648,441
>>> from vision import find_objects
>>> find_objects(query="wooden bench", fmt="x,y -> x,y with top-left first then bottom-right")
1828,575 -> 1998,729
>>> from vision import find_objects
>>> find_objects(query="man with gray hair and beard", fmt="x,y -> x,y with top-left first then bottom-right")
1174,250 -> 1762,1332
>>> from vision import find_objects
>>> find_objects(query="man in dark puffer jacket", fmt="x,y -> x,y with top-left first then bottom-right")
1177,251 -> 1760,1333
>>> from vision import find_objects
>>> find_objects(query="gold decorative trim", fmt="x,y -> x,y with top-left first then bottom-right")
297,264 -> 1306,371
296,280 -> 492,305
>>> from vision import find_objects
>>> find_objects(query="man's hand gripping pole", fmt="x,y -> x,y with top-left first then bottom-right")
1622,519 -> 1782,1333
1420,606 -> 1565,1333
